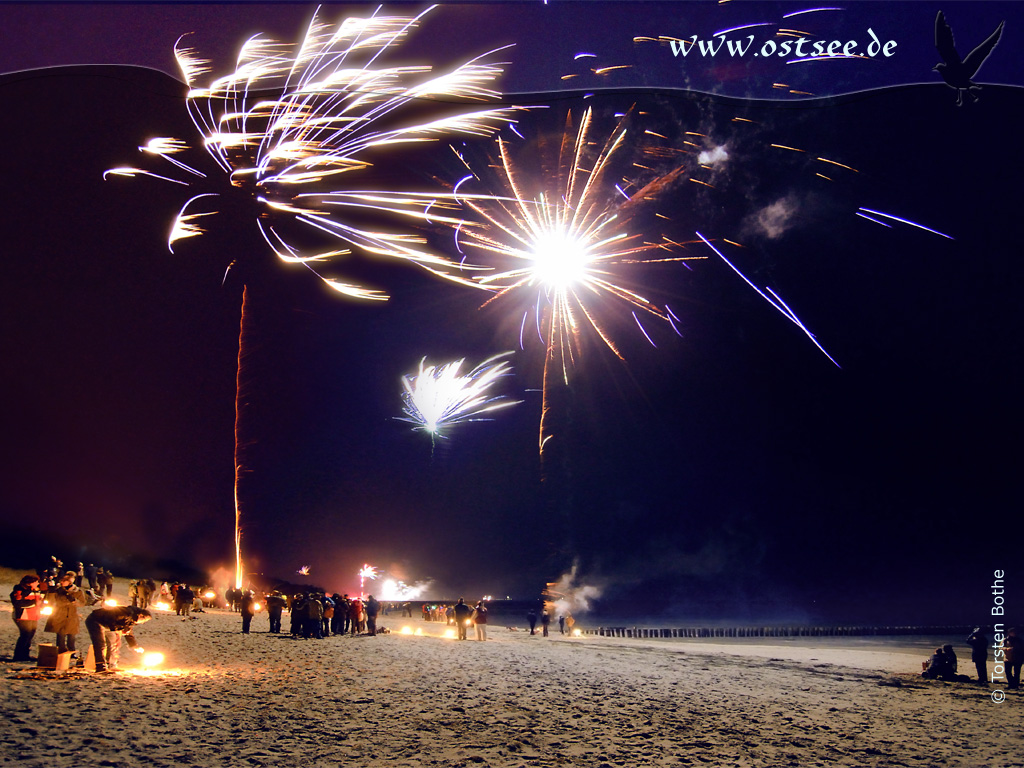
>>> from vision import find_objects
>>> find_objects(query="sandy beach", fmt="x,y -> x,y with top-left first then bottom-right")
2,576 -> 1019,768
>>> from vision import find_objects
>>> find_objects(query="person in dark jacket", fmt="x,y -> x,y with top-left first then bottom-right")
364,595 -> 380,636
45,572 -> 88,654
473,601 -> 489,641
240,591 -> 256,634
966,628 -> 988,684
266,592 -> 286,633
85,606 -> 151,672
452,598 -> 472,640
10,575 -> 45,661
921,646 -> 956,681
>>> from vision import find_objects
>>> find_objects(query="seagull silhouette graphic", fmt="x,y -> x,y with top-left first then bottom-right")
933,11 -> 1005,106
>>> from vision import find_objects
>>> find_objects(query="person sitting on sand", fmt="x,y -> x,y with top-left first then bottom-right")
921,646 -> 956,681
85,606 -> 152,673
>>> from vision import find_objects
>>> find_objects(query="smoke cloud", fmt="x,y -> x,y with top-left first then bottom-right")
743,194 -> 800,240
545,560 -> 603,616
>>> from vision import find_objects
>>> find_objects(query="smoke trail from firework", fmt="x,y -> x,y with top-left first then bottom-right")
449,108 -> 698,452
105,7 -> 520,588
397,352 -> 520,441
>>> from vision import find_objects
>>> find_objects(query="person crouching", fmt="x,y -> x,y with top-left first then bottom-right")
85,606 -> 152,672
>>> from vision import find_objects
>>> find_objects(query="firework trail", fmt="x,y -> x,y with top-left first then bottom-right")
397,352 -> 520,442
105,7 -> 518,588
358,564 -> 378,597
449,108 -> 698,452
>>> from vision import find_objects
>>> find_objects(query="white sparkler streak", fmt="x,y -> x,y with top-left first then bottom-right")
398,352 -> 521,438
633,312 -> 657,347
857,208 -> 953,240
714,22 -> 774,36
102,168 -> 191,186
782,7 -> 845,18
855,211 -> 893,228
696,231 -> 840,367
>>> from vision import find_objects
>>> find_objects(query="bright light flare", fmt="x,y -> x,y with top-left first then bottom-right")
443,628 -> 458,639
452,108 -> 695,451
41,606 -> 53,616
142,652 -> 165,668
398,352 -> 520,439
104,599 -> 118,607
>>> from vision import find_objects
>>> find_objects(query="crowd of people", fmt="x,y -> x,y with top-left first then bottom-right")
918,627 -> 1022,688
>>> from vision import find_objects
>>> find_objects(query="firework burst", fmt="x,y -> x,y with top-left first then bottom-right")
106,6 -> 518,297
449,107 -> 697,451
105,7 -> 519,588
398,352 -> 520,441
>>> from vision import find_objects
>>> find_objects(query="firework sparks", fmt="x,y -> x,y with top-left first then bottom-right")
449,108 -> 698,451
297,565 -> 311,576
106,7 -> 519,588
358,564 -> 378,597
397,352 -> 520,440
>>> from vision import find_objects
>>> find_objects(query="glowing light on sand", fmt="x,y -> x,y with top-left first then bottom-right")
154,601 -> 172,611
443,628 -> 458,639
105,6 -> 520,590
204,591 -> 216,599
451,108 -> 695,451
104,599 -> 118,607
142,652 -> 165,667
41,605 -> 53,616
572,629 -> 582,637
398,352 -> 520,440
401,626 -> 414,635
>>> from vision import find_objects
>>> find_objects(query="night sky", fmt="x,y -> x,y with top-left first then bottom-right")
1,2 -> 1021,625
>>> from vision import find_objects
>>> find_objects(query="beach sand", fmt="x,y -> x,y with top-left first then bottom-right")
1,576 -> 1019,768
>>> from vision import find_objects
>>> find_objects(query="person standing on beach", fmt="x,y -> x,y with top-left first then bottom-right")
541,609 -> 551,637
240,590 -> 256,634
453,598 -> 472,640
84,564 -> 99,592
365,594 -> 380,636
473,601 -> 488,641
527,609 -> 538,635
966,628 -> 989,684
266,592 -> 286,633
10,575 -> 45,662
45,571 -> 88,655
1003,628 -> 1022,689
